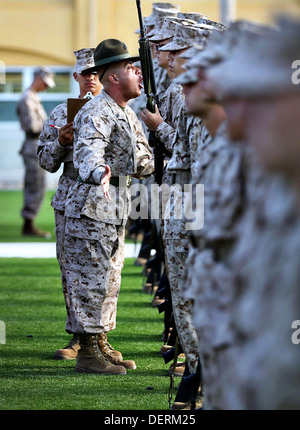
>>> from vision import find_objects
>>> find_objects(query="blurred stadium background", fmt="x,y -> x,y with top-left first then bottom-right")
0,0 -> 299,189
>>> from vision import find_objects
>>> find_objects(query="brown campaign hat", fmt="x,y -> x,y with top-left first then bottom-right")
94,39 -> 139,68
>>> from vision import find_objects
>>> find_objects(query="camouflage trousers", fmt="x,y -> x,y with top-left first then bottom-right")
183,247 -> 236,409
164,238 -> 199,374
64,215 -> 125,334
54,209 -> 72,333
21,153 -> 46,220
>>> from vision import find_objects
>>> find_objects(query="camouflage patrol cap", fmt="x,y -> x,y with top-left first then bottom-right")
93,39 -> 139,68
197,17 -> 228,32
146,8 -> 180,37
179,40 -> 206,60
34,66 -> 55,88
146,3 -> 180,27
207,15 -> 300,99
176,21 -> 272,86
180,20 -> 261,68
182,24 -> 229,65
135,3 -> 180,34
175,27 -> 232,85
153,2 -> 180,9
179,23 -> 216,60
178,12 -> 208,21
159,23 -> 201,51
74,48 -> 96,74
148,17 -> 198,42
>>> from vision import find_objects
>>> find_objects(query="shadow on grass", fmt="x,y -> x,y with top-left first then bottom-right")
1,359 -> 169,379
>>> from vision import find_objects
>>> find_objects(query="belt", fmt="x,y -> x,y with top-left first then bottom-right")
63,162 -> 77,178
77,175 -> 132,187
26,131 -> 40,139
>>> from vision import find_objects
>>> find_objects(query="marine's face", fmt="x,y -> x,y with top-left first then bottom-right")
156,38 -> 172,69
182,68 -> 214,117
36,76 -> 48,92
117,60 -> 143,100
182,80 -> 206,115
74,70 -> 102,97
245,94 -> 300,174
167,48 -> 188,78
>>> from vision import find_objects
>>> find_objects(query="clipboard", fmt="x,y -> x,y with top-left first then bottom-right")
67,98 -> 90,123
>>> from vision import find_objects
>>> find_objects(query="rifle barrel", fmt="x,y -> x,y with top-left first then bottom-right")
136,0 -> 145,39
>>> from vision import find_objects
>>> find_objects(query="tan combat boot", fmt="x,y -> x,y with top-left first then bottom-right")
98,333 -> 136,370
168,361 -> 186,377
171,397 -> 203,410
98,333 -> 122,360
54,335 -> 80,360
75,334 -> 127,375
22,218 -> 51,238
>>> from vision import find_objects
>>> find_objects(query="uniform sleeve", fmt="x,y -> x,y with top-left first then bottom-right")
38,110 -> 69,173
73,113 -> 109,183
154,88 -> 184,154
155,120 -> 176,154
132,113 -> 154,178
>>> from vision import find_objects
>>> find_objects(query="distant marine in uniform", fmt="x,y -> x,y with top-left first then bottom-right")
16,66 -> 55,238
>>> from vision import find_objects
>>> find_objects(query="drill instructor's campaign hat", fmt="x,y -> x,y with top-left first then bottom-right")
93,39 -> 139,68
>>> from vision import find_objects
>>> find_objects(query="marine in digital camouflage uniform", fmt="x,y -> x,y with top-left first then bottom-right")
16,66 -> 55,237
205,16 -> 300,409
176,24 -> 251,409
141,22 -> 196,187
160,26 -> 210,379
141,24 -> 210,406
64,39 -> 154,375
145,5 -> 179,102
38,48 -> 102,360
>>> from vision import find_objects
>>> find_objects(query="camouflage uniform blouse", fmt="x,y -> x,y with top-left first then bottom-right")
65,90 -> 154,225
17,87 -> 47,157
38,101 -> 77,212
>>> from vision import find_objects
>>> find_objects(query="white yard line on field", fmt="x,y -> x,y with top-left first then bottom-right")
0,242 -> 141,258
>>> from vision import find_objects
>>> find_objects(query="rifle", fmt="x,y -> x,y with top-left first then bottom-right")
136,0 -> 169,185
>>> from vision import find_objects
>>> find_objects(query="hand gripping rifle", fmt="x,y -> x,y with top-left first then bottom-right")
136,0 -> 169,185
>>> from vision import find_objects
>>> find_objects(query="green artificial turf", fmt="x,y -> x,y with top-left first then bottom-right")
0,190 -> 56,242
0,257 -> 174,410
0,190 -> 175,411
